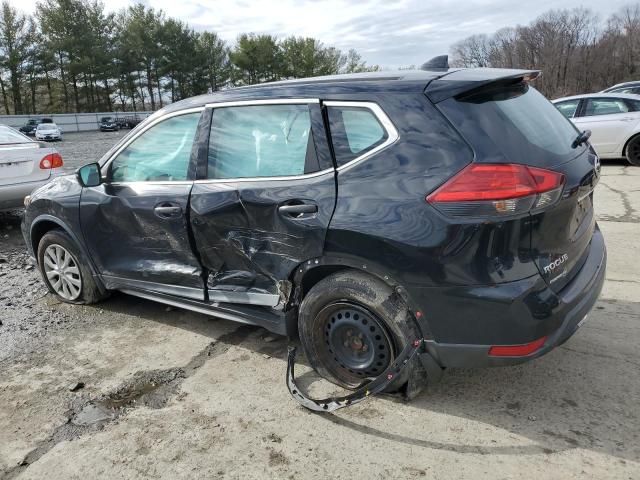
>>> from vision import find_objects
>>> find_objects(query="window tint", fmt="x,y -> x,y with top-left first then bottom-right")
327,106 -> 388,166
110,112 -> 200,182
0,126 -> 30,144
208,104 -> 315,179
584,98 -> 629,116
555,100 -> 580,119
438,83 -> 581,166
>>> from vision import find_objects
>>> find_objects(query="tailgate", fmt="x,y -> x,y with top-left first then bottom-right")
433,79 -> 599,292
0,144 -> 50,186
530,150 -> 599,292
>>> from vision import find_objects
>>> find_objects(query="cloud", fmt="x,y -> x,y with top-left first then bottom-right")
10,0 -> 629,68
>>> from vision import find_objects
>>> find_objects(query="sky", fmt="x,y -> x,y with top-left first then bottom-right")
10,0 -> 633,68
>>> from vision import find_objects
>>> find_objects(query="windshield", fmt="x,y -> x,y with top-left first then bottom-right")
0,126 -> 31,144
102,117 -> 113,122
438,83 -> 584,167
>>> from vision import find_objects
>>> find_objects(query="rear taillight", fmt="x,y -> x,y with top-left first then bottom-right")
39,153 -> 64,169
426,164 -> 565,217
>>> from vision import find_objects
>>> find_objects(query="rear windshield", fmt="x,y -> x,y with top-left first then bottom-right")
0,126 -> 30,144
38,124 -> 57,131
437,83 -> 584,166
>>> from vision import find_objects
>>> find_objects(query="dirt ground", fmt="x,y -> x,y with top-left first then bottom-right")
1,132 -> 639,479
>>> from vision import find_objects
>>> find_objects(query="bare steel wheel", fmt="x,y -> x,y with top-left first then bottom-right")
317,302 -> 394,385
298,270 -> 426,393
42,244 -> 82,301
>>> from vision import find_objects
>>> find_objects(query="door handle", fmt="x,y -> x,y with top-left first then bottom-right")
154,204 -> 182,218
278,204 -> 318,215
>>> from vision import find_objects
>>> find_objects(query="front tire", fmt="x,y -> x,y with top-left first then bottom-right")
626,135 -> 640,166
298,270 -> 423,392
37,229 -> 105,304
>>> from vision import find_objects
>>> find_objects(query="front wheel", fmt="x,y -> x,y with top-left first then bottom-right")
37,229 -> 106,304
626,135 -> 640,166
298,270 -> 424,392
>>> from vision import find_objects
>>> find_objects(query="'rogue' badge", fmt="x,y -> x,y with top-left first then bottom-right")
543,254 -> 569,275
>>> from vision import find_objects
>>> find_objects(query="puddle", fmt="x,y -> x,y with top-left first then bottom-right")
72,403 -> 114,426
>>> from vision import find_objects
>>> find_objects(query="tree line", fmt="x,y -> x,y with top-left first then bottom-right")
0,0 -> 379,115
450,4 -> 640,99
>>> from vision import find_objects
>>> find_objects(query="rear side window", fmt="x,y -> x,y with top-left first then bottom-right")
327,105 -> 389,166
437,83 -> 582,166
207,104 -> 317,179
583,98 -> 629,116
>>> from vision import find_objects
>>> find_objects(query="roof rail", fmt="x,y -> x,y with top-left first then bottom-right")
421,55 -> 449,72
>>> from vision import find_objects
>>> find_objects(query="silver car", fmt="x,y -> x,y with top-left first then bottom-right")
0,125 -> 65,211
35,122 -> 62,141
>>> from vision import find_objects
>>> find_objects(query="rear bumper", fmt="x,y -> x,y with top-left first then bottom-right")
0,177 -> 56,211
414,226 -> 606,368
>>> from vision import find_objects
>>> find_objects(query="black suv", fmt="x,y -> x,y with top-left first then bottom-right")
21,62 -> 606,394
19,118 -> 54,136
99,116 -> 119,131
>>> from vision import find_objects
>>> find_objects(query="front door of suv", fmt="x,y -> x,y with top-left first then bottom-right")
79,108 -> 207,300
189,100 -> 336,307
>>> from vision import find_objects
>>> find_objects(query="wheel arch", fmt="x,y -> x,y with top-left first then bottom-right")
30,215 -> 107,294
288,254 -> 432,339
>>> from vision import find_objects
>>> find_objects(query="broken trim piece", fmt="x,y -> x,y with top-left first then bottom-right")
208,289 -> 280,307
286,338 -> 424,413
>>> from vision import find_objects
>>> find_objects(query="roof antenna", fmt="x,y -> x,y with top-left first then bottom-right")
420,55 -> 449,71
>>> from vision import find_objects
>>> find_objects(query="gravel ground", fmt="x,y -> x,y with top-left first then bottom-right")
54,131 -> 129,173
0,133 -> 639,479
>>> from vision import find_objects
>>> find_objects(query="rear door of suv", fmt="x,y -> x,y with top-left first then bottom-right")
189,99 -> 336,307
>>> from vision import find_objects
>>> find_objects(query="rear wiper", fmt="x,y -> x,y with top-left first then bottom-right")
572,129 -> 591,149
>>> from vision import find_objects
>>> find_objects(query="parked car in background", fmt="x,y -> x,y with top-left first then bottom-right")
35,123 -> 62,141
21,64 -> 605,397
99,116 -> 119,132
0,125 -> 64,211
553,93 -> 640,165
115,115 -> 142,129
19,119 -> 41,136
20,119 -> 56,137
601,81 -> 640,95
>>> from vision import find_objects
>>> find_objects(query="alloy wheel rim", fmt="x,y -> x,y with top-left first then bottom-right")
43,244 -> 82,301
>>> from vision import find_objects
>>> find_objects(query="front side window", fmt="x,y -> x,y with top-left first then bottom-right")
555,100 -> 580,119
207,104 -> 315,179
327,105 -> 388,166
584,98 -> 629,116
110,112 -> 200,182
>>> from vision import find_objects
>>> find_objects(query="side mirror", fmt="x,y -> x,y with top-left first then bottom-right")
77,163 -> 102,187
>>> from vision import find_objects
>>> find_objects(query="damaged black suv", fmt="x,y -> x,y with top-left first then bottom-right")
22,59 -> 606,398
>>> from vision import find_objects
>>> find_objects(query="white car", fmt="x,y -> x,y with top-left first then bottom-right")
35,122 -> 62,141
552,93 -> 640,165
0,125 -> 65,211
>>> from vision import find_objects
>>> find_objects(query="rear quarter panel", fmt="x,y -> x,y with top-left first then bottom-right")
325,92 -> 538,289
